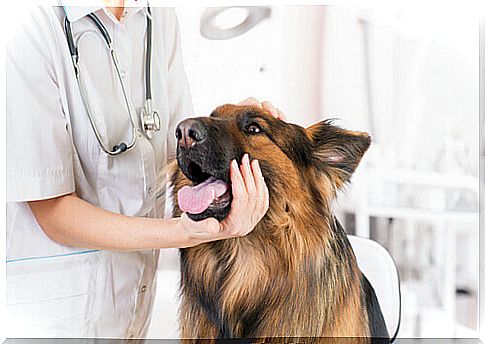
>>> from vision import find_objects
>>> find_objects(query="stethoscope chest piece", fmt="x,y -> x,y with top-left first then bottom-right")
141,99 -> 161,139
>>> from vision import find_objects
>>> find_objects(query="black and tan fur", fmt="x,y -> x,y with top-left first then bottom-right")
169,104 -> 388,342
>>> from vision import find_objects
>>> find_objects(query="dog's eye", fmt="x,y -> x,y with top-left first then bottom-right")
247,123 -> 262,134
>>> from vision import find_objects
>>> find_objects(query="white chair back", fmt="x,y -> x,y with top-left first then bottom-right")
348,235 -> 401,341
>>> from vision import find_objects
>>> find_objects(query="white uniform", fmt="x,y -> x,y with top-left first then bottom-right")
6,2 -> 193,338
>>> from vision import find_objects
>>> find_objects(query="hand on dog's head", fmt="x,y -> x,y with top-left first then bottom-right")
174,104 -> 371,221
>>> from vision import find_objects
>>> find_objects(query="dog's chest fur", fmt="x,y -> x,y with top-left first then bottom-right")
179,211 -> 370,338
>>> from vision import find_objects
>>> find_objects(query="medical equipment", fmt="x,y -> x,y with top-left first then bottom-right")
63,7 -> 161,155
200,7 -> 271,40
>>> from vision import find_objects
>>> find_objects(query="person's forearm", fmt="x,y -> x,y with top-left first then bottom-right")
29,193 -> 203,250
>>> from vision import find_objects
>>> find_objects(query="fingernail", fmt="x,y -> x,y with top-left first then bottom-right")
256,160 -> 263,173
243,154 -> 249,165
232,159 -> 238,169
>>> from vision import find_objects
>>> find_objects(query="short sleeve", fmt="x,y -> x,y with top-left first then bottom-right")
162,9 -> 194,159
6,8 -> 75,202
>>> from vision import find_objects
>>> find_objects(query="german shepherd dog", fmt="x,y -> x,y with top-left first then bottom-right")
169,104 -> 389,342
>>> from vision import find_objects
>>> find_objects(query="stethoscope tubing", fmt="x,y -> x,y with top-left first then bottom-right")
63,6 -> 156,156
81,40 -> 138,155
145,6 -> 153,100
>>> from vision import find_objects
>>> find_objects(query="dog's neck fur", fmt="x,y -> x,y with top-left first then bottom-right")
177,165 -> 369,338
203,175 -> 366,337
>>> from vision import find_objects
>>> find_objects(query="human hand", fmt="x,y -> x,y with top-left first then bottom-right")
178,154 -> 269,244
238,97 -> 286,120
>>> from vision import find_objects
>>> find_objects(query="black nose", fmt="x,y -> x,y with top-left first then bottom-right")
176,119 -> 207,148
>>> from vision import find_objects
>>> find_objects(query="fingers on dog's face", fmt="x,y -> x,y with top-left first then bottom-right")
210,104 -> 308,183
185,105 -> 371,212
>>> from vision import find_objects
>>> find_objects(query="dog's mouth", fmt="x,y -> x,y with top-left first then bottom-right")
177,160 -> 232,221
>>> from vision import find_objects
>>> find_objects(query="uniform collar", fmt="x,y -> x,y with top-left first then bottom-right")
61,0 -> 104,22
61,0 -> 147,23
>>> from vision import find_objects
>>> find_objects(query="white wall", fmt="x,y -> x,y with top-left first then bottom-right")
176,6 -> 325,126
320,5 -> 479,176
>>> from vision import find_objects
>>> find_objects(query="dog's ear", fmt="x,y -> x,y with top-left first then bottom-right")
307,120 -> 371,187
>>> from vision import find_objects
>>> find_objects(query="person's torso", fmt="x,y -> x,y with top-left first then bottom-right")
56,5 -> 171,217
6,5 -> 182,337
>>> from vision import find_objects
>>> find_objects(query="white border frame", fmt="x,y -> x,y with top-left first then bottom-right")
2,1 -> 484,342
479,17 -> 485,344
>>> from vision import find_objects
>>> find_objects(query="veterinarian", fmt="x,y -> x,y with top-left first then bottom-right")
6,1 -> 283,338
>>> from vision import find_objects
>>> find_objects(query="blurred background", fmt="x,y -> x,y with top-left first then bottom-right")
149,4 -> 480,339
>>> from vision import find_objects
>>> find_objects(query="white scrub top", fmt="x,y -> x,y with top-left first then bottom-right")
6,2 -> 193,338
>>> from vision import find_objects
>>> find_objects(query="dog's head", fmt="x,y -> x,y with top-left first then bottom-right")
173,104 -> 371,221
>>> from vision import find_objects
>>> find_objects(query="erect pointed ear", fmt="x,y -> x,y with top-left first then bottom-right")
307,120 -> 371,187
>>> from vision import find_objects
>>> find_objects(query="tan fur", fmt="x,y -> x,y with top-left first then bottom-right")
170,105 -> 374,342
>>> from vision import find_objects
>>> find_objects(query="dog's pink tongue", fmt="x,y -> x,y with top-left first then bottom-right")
178,177 -> 229,214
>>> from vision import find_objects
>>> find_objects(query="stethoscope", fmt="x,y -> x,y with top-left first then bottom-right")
63,6 -> 161,156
